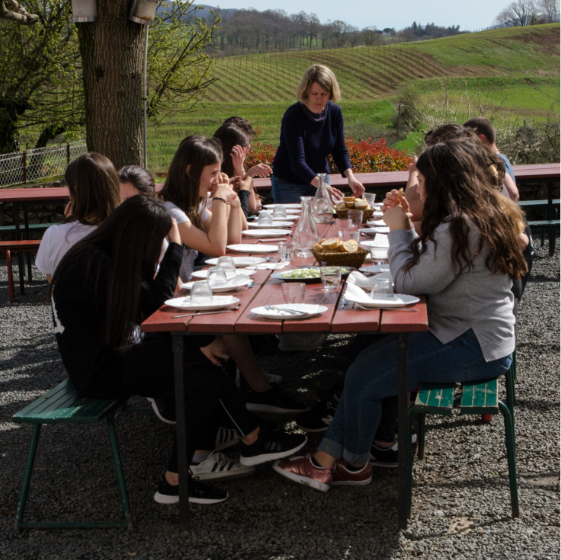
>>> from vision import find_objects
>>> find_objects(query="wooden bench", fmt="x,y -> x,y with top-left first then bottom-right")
0,222 -> 57,234
407,371 -> 519,519
526,220 -> 560,257
11,378 -> 131,530
0,240 -> 42,303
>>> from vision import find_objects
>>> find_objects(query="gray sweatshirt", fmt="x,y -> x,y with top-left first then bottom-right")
387,221 -> 515,362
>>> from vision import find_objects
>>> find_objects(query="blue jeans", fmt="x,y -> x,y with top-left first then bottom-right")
318,329 -> 512,464
271,174 -> 329,203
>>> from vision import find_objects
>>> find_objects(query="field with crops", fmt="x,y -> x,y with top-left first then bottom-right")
147,23 -> 559,172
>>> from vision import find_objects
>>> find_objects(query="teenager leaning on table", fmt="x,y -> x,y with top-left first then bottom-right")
271,64 -> 365,204
273,139 -> 527,491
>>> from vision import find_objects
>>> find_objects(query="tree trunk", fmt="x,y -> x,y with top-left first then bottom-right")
77,0 -> 144,170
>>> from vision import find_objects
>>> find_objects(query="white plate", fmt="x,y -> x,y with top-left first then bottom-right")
345,293 -> 419,308
227,244 -> 278,253
248,221 -> 295,229
242,229 -> 292,238
360,237 -> 389,249
260,209 -> 301,216
367,220 -> 386,227
250,303 -> 328,320
371,212 -> 384,219
165,296 -> 240,311
205,256 -> 265,267
192,269 -> 255,279
181,276 -> 251,292
360,264 -> 390,274
264,203 -> 301,209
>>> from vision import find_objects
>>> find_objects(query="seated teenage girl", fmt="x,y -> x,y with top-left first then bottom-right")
36,152 -> 121,282
273,138 -> 527,491
51,196 -> 307,505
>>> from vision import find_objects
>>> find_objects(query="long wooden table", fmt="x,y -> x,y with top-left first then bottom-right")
141,218 -> 428,532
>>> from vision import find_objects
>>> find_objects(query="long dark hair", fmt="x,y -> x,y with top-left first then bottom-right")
118,165 -> 156,197
159,136 -> 222,229
52,196 -> 172,347
213,124 -> 250,178
410,140 -> 527,280
64,153 -> 121,226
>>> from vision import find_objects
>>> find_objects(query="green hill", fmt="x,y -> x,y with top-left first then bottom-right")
148,24 -> 559,171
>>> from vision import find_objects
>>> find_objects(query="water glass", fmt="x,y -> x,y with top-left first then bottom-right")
320,267 -> 342,290
190,280 -> 214,305
370,278 -> 394,300
371,249 -> 389,266
207,266 -> 228,288
258,211 -> 274,226
282,282 -> 306,304
278,241 -> 292,261
216,256 -> 236,275
348,210 -> 364,230
272,205 -> 288,219
363,193 -> 376,207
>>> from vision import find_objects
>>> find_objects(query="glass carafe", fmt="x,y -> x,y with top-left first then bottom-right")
312,173 -> 332,223
293,196 -> 319,257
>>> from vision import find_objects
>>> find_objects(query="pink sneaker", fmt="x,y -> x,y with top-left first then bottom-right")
332,460 -> 372,486
273,455 -> 334,493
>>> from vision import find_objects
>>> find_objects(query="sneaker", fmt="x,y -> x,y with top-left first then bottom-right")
240,426 -> 307,466
369,441 -> 398,468
332,460 -> 372,486
191,451 -> 255,482
273,455 -> 334,493
154,474 -> 228,505
215,427 -> 239,451
235,368 -> 282,387
147,397 -> 176,425
295,398 -> 337,433
245,385 -> 308,414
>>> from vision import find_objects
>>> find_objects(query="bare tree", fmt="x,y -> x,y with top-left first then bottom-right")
0,0 -> 38,24
537,0 -> 560,22
494,0 -> 542,26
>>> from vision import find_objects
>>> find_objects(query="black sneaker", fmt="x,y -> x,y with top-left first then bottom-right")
295,397 -> 338,433
147,397 -> 176,425
369,442 -> 398,468
245,386 -> 308,414
154,474 -> 228,505
239,426 -> 307,467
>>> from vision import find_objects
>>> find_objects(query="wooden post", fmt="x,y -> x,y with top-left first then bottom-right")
22,151 -> 27,184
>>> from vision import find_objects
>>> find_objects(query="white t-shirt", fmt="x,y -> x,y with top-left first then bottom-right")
163,201 -> 210,282
36,221 -> 97,276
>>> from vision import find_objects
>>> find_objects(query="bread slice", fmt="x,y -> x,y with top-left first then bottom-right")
354,200 -> 368,209
321,237 -> 342,251
340,239 -> 359,253
335,201 -> 347,211
312,242 -> 324,253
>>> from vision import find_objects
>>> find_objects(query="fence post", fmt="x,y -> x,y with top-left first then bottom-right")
22,151 -> 27,184
66,143 -> 71,166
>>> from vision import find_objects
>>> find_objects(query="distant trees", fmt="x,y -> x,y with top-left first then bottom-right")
494,0 -> 560,27
398,22 -> 462,41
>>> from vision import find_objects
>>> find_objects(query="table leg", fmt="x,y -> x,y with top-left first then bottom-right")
397,333 -> 410,530
13,203 -> 25,295
172,332 -> 190,532
24,206 -> 32,282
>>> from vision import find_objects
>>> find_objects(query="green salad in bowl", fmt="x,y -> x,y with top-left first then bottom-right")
280,267 -> 348,280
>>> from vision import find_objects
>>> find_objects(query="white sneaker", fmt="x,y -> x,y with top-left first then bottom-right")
215,427 -> 240,451
191,451 -> 255,482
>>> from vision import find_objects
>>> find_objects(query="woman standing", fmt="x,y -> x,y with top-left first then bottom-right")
271,64 -> 365,204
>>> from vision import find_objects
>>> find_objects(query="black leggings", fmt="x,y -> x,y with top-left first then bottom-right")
119,333 -> 260,473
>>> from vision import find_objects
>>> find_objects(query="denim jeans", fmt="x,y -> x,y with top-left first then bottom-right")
271,174 -> 329,203
318,329 -> 512,465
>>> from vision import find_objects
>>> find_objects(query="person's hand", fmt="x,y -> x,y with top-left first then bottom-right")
382,198 -> 413,231
408,155 -> 418,175
348,177 -> 365,197
230,145 -> 246,177
327,185 -> 344,203
229,176 -> 241,192
244,163 -> 272,179
168,218 -> 181,245
382,189 -> 406,210
212,182 -> 238,204
200,337 -> 230,366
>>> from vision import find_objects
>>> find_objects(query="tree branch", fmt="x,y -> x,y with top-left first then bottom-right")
0,0 -> 39,25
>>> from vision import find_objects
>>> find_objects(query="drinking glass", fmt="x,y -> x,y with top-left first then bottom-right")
190,280 -> 214,305
207,266 -> 228,288
370,278 -> 394,301
337,218 -> 352,240
282,282 -> 306,304
216,256 -> 236,275
277,241 -> 292,261
348,210 -> 364,230
272,205 -> 288,219
370,249 -> 388,266
320,267 -> 342,290
258,211 -> 274,226
363,193 -> 376,207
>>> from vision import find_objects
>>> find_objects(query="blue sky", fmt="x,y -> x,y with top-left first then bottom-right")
214,1 -> 510,31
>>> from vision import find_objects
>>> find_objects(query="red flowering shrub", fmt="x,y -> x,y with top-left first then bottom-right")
245,137 -> 412,173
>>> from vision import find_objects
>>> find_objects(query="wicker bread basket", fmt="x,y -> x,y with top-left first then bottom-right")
311,247 -> 369,268
335,207 -> 375,222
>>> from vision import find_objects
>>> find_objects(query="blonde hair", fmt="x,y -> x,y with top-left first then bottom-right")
296,65 -> 341,103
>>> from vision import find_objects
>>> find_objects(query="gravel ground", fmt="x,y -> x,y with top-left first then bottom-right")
0,245 -> 559,560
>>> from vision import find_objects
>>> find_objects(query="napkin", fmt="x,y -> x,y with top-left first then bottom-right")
344,282 -> 374,304
245,261 -> 291,270
347,271 -> 393,291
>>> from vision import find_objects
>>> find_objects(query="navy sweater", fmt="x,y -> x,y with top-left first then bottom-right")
272,102 -> 352,186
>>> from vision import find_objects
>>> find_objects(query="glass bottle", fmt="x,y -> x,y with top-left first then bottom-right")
312,173 -> 332,223
293,196 -> 319,257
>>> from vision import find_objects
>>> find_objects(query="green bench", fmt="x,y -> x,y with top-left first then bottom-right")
518,199 -> 560,256
0,222 -> 58,234
526,220 -> 560,257
11,378 -> 132,530
407,366 -> 519,519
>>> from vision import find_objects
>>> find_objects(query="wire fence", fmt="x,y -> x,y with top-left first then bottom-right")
0,142 -> 87,188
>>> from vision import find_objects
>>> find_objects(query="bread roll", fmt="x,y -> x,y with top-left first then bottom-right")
321,237 -> 342,251
340,239 -> 359,253
312,242 -> 324,253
